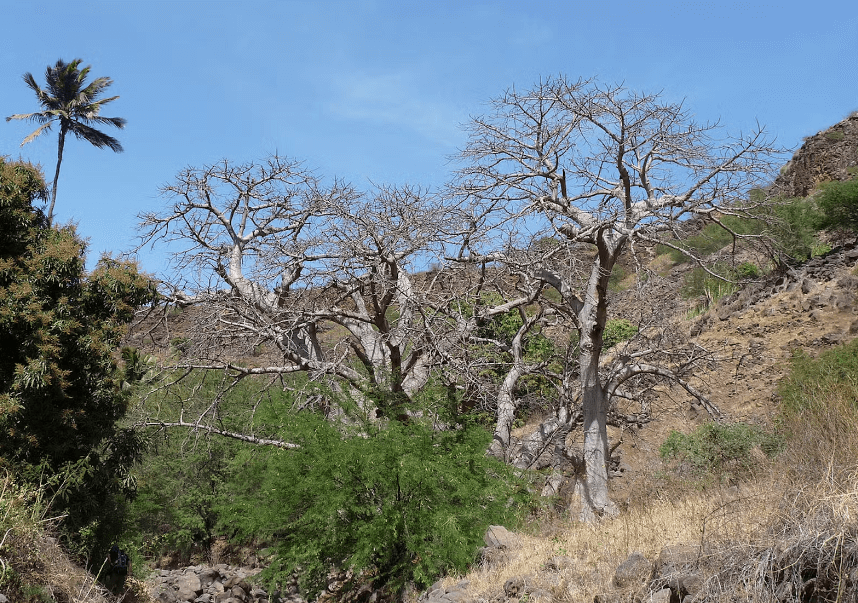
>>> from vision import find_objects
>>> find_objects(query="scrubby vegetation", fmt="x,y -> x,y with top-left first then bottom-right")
2,68 -> 857,603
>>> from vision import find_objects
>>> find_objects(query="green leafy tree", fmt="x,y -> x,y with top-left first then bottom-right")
816,178 -> 858,232
0,158 -> 156,553
220,411 -> 528,598
6,59 -> 126,223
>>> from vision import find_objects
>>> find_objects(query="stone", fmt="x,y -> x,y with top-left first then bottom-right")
651,587 -> 672,603
613,552 -> 652,588
484,525 -> 516,549
545,555 -> 575,571
679,572 -> 704,596
503,577 -> 524,597
178,573 -> 203,595
199,568 -> 220,589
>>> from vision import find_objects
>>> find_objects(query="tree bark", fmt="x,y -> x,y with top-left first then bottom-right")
48,126 -> 67,224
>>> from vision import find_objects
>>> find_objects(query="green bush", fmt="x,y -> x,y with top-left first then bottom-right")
660,422 -> 781,479
680,263 -> 739,302
657,216 -> 763,264
777,340 -> 858,416
815,178 -> 858,232
734,261 -> 761,279
776,339 -> 858,481
603,319 -> 637,349
765,196 -> 827,261
0,159 -> 157,559
219,412 -> 529,597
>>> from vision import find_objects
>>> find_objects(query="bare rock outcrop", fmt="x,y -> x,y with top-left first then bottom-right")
773,113 -> 858,198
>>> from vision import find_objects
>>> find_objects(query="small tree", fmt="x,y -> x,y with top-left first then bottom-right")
456,77 -> 781,517
6,59 -> 126,223
0,157 -> 156,549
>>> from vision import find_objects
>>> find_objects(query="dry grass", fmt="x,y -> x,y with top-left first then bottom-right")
435,355 -> 858,603
437,480 -> 779,602
0,473 -> 125,603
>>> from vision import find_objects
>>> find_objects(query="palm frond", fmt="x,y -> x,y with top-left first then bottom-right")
19,122 -> 55,146
68,122 -> 124,152
89,115 -> 127,129
6,111 -> 53,124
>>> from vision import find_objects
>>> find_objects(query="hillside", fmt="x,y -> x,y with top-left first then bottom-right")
5,114 -> 857,603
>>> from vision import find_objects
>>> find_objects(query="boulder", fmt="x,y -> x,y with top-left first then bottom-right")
613,552 -> 653,588
484,525 -> 516,549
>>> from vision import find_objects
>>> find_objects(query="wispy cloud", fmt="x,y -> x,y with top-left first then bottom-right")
325,69 -> 464,148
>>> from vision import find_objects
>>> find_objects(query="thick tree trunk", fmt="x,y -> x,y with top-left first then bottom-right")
575,234 -> 621,520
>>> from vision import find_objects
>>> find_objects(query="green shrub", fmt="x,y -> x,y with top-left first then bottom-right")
815,178 -> 858,231
776,339 -> 858,481
680,263 -> 739,302
660,422 -> 781,479
734,261 -> 761,279
603,319 -> 637,349
608,264 -> 629,291
219,413 -> 529,597
658,216 -> 763,264
763,196 -> 826,261
777,340 -> 858,416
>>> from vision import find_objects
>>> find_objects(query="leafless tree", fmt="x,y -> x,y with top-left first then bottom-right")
137,155 -> 475,439
454,77 -> 782,518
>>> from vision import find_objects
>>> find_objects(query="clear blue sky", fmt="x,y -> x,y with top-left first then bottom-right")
2,1 -> 856,275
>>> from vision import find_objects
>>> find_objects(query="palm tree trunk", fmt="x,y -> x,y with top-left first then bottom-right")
47,126 -> 66,225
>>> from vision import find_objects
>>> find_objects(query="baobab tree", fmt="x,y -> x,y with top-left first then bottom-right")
455,77 -> 781,518
136,155 -> 493,437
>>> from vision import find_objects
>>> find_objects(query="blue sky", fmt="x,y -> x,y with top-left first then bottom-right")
2,0 -> 856,275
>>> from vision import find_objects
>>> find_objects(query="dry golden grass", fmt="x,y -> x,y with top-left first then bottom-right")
0,473 -> 132,603
434,479 -> 778,602
437,368 -> 858,603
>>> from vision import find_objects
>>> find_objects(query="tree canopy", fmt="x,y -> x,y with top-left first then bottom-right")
0,157 -> 156,550
6,58 -> 126,223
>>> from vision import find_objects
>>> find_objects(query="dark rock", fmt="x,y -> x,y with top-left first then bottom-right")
545,555 -> 575,571
613,552 -> 652,588
504,577 -> 525,597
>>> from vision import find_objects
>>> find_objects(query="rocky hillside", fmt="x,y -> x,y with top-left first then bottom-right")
773,112 -> 858,198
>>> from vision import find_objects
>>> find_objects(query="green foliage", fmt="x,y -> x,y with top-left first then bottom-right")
128,432 -> 238,561
608,264 -> 629,292
734,261 -> 761,279
0,158 -> 157,556
777,340 -> 858,416
815,178 -> 858,231
765,196 -> 827,261
680,263 -> 739,302
775,340 -> 858,481
220,412 -> 529,596
472,296 -> 558,404
658,216 -> 763,264
603,319 -> 637,349
660,422 -> 781,479
125,370 -> 298,561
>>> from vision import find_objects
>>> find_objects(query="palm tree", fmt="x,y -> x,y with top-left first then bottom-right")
6,59 -> 126,224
